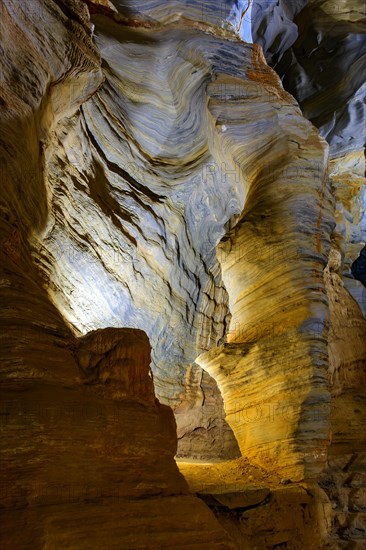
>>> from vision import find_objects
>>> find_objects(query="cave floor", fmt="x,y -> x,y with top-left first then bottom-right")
177,458 -> 332,549
177,456 -> 282,494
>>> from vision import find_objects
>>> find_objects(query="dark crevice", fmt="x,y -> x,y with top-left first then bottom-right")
351,245 -> 366,286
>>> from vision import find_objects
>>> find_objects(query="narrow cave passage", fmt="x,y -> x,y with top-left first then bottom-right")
352,245 -> 366,286
1,1 -> 365,549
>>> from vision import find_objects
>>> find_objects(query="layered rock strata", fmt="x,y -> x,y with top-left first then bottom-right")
0,1 -> 237,546
252,0 -> 366,157
179,460 -> 332,550
2,0 -> 335,469
196,63 -> 335,480
0,248 -> 234,548
1,0 -> 365,547
319,247 -> 366,546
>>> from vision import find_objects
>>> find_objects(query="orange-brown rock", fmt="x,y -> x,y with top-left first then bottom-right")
1,0 -> 365,548
0,252 -> 234,548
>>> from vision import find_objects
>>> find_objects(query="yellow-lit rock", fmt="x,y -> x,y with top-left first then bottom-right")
196,54 -> 334,481
1,0 -> 365,547
0,251 -> 234,549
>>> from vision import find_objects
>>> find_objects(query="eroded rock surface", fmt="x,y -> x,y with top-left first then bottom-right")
252,0 -> 366,157
196,60 -> 335,480
0,250 -> 234,548
4,0 -> 335,470
179,460 -> 332,550
1,0 -> 365,548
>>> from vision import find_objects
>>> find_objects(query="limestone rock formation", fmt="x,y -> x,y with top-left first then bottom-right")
196,76 -> 335,480
252,0 -> 366,157
1,0 -> 365,548
250,3 -> 366,541
252,0 -> 366,322
0,253 -> 234,548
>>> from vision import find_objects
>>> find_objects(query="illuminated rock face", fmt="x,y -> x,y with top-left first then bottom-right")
252,0 -> 366,323
1,0 -> 365,547
2,0 -> 336,470
193,37 -> 337,481
0,0 -> 239,459
251,1 -> 366,540
0,251 -> 234,548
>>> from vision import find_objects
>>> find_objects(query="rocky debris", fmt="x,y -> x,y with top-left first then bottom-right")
180,459 -> 332,549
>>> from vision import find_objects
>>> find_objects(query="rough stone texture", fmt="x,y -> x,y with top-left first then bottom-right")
329,152 -> 366,318
26,0 -> 334,474
179,460 -> 333,550
175,367 -> 240,461
1,0 -> 366,548
317,247 -> 366,547
196,68 -> 335,480
0,1 -> 237,547
252,0 -> 366,157
204,485 -> 331,550
251,3 -> 366,540
251,0 -> 366,304
0,249 -> 234,548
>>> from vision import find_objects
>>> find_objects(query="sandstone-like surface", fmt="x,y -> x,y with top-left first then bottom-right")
196,65 -> 335,480
0,249 -> 234,548
15,0 -> 334,472
318,246 -> 366,546
179,460 -> 332,550
252,0 -> 366,326
1,0 -> 365,548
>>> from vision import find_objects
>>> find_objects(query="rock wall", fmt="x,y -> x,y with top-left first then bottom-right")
251,1 -> 366,541
0,1 -> 236,546
7,0 -> 334,470
1,0 -> 365,548
195,45 -> 335,480
0,247 -> 234,548
252,0 -> 366,157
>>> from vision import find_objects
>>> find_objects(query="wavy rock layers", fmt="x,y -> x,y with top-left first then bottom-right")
0,1 -> 237,546
26,3 -> 247,458
2,0 -> 337,473
196,57 -> 335,481
252,0 -> 366,157
325,250 -> 366,456
320,154 -> 366,545
0,0 -> 102,237
252,0 -> 366,313
319,248 -> 366,547
105,0 -> 253,33
1,0 -> 363,547
329,152 -> 366,320
0,0 -> 238,459
0,252 -> 234,549
252,0 -> 366,307
320,138 -> 366,545
28,2 -> 337,468
17,0 -> 319,459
